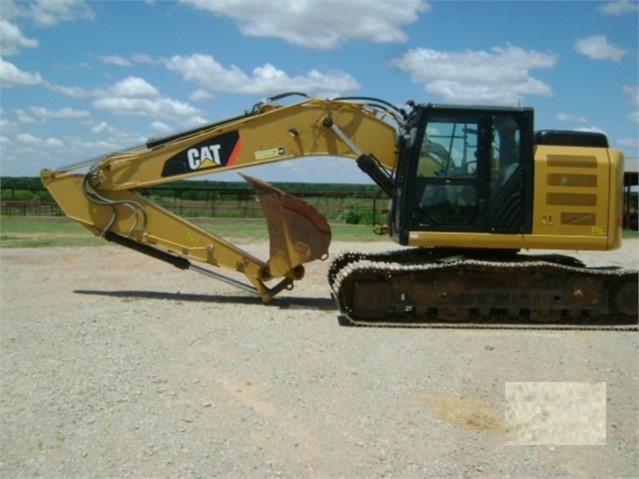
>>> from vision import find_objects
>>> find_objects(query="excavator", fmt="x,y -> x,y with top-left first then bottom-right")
41,92 -> 637,326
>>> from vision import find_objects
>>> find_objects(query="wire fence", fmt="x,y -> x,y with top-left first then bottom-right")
0,197 -> 380,223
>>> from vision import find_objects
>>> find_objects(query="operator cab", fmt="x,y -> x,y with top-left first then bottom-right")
390,104 -> 535,244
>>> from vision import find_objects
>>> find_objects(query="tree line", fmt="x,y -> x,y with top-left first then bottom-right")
0,177 -> 382,202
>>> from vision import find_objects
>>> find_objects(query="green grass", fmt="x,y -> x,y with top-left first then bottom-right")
0,217 -> 89,234
0,216 -> 385,248
0,217 -> 103,248
190,218 -> 386,243
2,215 -> 636,248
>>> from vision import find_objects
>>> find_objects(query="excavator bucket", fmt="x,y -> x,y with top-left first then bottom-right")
240,173 -> 332,279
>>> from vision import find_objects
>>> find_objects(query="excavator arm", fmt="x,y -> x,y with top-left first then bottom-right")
41,94 -> 403,302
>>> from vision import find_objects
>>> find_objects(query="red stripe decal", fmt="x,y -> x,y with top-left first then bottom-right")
227,138 -> 242,166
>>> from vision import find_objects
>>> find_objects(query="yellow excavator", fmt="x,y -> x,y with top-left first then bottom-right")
41,92 -> 637,326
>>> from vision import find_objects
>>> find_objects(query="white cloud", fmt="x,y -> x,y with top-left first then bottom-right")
190,88 -> 214,101
91,121 -> 114,134
622,84 -> 638,129
0,57 -> 43,87
131,53 -> 156,64
248,64 -> 360,94
556,112 -> 588,123
45,137 -> 64,148
1,121 -> 148,175
165,54 -> 248,89
182,116 -> 209,128
28,0 -> 95,27
45,81 -> 89,97
100,55 -> 132,67
0,20 -> 38,55
94,97 -> 200,118
598,0 -> 639,16
90,76 -> 201,118
105,76 -> 160,98
0,57 -> 42,88
389,44 -> 557,105
623,85 -> 638,105
574,35 -> 626,62
15,108 -> 37,124
575,126 -> 606,134
29,106 -> 90,119
166,54 -> 360,95
0,1 -> 22,20
17,133 -> 39,144
180,0 -> 429,49
86,122 -> 145,147
618,138 -> 639,151
150,120 -> 172,133
42,74 -> 201,120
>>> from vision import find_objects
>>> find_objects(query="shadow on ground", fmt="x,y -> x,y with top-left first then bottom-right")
74,289 -> 337,310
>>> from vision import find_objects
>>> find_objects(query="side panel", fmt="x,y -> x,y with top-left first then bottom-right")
531,145 -> 621,249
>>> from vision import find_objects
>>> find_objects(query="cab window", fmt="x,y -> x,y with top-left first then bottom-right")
491,115 -> 522,198
415,117 -> 480,225
417,119 -> 479,178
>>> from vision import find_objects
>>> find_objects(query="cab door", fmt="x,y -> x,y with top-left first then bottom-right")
410,111 -> 487,231
393,106 -> 533,243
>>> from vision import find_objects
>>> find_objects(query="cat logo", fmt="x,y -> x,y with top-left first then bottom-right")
161,130 -> 241,178
187,144 -> 222,170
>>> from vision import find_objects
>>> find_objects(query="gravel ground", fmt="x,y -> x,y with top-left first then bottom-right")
1,239 -> 637,478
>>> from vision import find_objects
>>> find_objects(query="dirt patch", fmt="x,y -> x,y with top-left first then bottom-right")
420,395 -> 504,434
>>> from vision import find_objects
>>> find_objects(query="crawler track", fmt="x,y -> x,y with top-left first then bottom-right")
329,248 -> 638,330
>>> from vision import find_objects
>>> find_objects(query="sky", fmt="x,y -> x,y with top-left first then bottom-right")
1,0 -> 638,184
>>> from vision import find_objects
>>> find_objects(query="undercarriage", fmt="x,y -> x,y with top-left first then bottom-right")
329,248 -> 638,329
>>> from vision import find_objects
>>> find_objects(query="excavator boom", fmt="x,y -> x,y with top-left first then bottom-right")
41,94 -> 401,302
